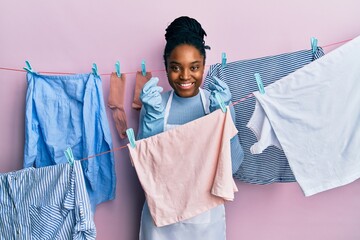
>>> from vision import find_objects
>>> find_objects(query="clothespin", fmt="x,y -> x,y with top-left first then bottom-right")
311,37 -> 318,54
221,52 -> 227,68
115,61 -> 121,77
92,63 -> 99,77
254,73 -> 265,94
23,60 -> 37,74
141,60 -> 146,76
126,128 -> 136,148
64,147 -> 75,166
214,92 -> 227,113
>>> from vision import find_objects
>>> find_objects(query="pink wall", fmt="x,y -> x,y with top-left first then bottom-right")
1,1 -> 359,239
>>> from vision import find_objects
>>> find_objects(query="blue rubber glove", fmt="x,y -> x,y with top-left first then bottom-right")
140,77 -> 164,119
208,76 -> 232,112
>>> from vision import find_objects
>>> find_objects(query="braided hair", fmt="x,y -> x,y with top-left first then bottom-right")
163,16 -> 210,69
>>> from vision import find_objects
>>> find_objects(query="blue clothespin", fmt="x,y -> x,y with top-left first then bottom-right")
221,52 -> 227,68
64,147 -> 75,166
311,37 -> 318,54
141,60 -> 146,76
214,92 -> 227,113
92,63 -> 99,77
126,128 -> 136,148
254,73 -> 265,94
115,61 -> 121,77
23,60 -> 37,74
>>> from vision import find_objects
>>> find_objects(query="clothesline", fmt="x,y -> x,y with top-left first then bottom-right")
75,36 -> 352,161
0,38 -> 352,76
76,34 -> 340,160
1,37 -> 353,162
321,38 -> 353,48
77,94 -> 254,161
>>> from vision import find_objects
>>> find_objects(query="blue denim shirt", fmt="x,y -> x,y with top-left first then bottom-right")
24,72 -> 116,211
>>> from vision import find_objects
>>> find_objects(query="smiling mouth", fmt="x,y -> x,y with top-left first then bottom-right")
177,82 -> 194,89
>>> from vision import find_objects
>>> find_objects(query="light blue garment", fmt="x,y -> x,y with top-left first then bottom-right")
140,201 -> 225,240
24,72 -> 116,211
0,161 -> 96,240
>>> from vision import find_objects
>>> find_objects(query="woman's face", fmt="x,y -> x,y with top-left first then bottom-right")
166,44 -> 205,98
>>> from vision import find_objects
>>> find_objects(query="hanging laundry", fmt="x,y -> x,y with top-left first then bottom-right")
108,72 -> 128,139
132,71 -> 152,110
137,83 -> 244,174
24,72 -> 116,211
128,106 -> 238,227
137,80 -> 243,239
0,161 -> 96,239
203,47 -> 325,184
247,35 -> 360,196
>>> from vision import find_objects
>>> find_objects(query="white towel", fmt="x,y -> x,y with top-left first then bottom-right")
247,35 -> 360,196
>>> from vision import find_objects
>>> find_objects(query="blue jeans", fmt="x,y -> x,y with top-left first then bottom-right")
24,72 -> 116,211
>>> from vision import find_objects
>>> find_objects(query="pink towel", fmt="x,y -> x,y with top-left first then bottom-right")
128,107 -> 238,227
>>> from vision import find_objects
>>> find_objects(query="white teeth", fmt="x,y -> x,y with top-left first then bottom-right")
179,83 -> 192,87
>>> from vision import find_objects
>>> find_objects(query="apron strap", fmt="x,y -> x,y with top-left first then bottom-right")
163,90 -> 174,130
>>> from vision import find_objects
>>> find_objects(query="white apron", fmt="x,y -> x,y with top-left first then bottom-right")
139,89 -> 226,240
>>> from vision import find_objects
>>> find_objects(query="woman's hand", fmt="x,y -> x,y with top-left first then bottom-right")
208,76 -> 232,112
140,77 -> 164,117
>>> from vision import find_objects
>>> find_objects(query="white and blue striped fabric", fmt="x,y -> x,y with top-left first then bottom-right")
0,160 -> 96,240
204,48 -> 324,184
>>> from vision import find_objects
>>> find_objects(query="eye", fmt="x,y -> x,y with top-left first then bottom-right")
190,65 -> 200,71
170,65 -> 180,72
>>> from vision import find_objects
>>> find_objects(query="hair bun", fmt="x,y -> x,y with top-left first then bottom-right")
165,16 -> 207,42
163,16 -> 210,68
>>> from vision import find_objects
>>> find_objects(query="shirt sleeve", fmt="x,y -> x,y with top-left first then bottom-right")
24,73 -> 39,168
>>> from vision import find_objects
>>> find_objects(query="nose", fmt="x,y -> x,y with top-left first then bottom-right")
180,69 -> 190,80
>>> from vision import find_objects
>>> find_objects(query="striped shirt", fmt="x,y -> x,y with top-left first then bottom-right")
203,48 -> 325,184
0,161 -> 95,240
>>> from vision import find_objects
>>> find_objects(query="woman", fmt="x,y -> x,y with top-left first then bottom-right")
137,16 -> 243,240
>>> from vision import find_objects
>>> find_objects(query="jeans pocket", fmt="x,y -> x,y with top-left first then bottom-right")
29,204 -> 65,240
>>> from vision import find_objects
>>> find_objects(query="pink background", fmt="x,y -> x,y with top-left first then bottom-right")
1,1 -> 360,239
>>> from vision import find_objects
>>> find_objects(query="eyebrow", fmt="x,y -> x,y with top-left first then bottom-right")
169,60 -> 201,65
